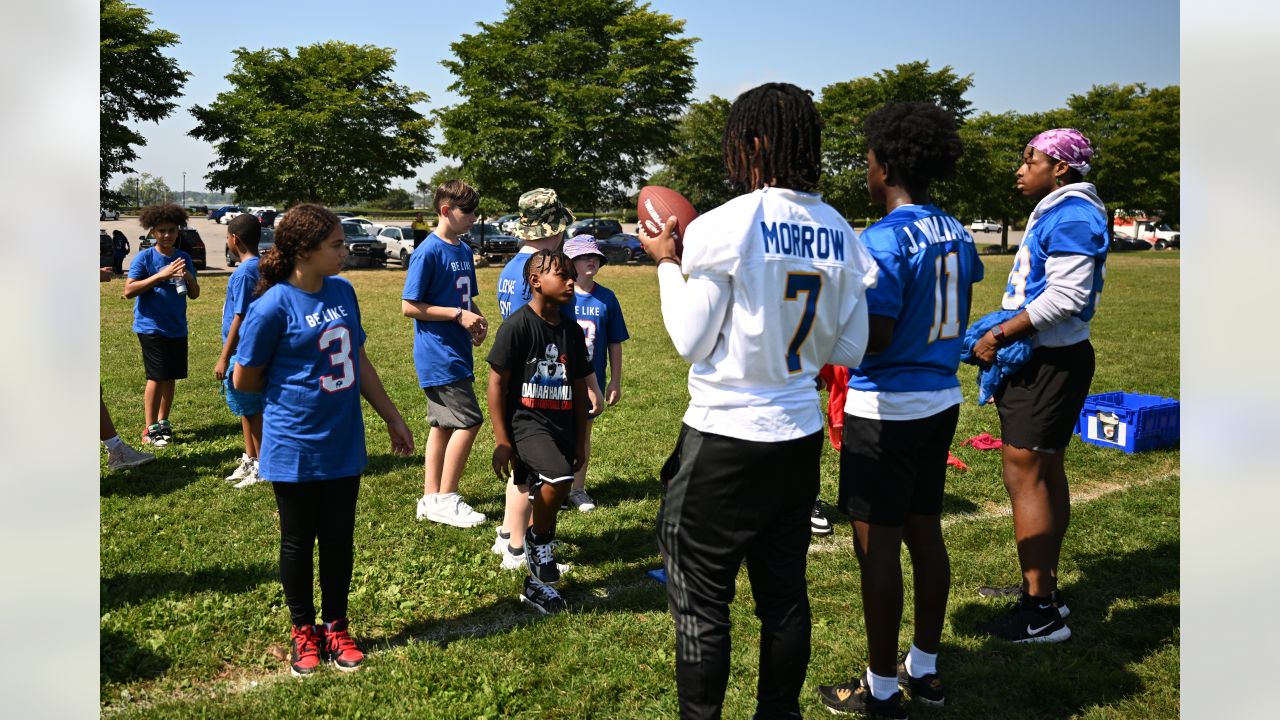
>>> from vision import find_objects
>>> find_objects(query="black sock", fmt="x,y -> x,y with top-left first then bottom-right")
529,527 -> 555,545
1025,593 -> 1054,610
498,529 -> 510,540
507,543 -> 524,556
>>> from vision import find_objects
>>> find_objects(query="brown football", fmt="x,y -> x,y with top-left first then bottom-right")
637,185 -> 697,258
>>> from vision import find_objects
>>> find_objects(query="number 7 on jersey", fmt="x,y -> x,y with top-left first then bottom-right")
784,272 -> 822,373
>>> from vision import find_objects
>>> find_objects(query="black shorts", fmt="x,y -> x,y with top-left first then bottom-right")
138,333 -> 188,381
996,340 -> 1095,452
838,404 -> 960,526
513,431 -> 575,490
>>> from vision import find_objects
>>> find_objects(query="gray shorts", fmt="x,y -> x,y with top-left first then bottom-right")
423,378 -> 484,429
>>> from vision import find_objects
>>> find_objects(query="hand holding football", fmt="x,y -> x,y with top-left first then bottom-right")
637,185 -> 697,259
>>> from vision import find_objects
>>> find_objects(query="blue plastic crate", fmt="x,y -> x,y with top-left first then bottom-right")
1075,392 -> 1179,453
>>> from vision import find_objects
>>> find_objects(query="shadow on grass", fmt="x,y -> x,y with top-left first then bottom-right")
101,629 -> 171,685
101,563 -> 277,611
100,457 -> 203,497
945,540 -> 1178,718
578,474 -> 662,506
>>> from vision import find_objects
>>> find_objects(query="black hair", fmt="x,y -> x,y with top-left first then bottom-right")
863,101 -> 963,193
138,202 -> 187,229
520,249 -> 576,300
723,82 -> 823,192
227,213 -> 262,254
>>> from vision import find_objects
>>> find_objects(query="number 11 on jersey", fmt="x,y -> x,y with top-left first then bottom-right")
784,272 -> 822,373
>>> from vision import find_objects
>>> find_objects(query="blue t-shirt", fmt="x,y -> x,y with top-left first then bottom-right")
496,248 -> 537,319
128,247 -> 197,337
221,256 -> 261,344
402,233 -> 478,387
572,283 -> 629,387
235,277 -> 368,483
849,205 -> 985,393
1001,196 -> 1108,320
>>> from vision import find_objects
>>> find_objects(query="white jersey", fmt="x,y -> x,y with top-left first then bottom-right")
668,187 -> 877,442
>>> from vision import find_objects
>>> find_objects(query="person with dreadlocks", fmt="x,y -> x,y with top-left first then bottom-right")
638,82 -> 878,719
486,249 -> 593,615
813,101 -> 984,718
969,128 -> 1108,645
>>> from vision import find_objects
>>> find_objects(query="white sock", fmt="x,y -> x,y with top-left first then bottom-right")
905,644 -> 937,678
103,435 -> 124,450
866,668 -> 899,701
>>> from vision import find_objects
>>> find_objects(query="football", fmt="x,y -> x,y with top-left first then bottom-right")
637,185 -> 697,258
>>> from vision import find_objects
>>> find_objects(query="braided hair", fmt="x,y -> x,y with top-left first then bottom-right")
723,82 -> 823,192
521,249 -> 576,300
255,203 -> 339,297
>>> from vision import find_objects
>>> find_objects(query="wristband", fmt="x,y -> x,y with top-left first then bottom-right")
991,323 -> 1006,344
657,256 -> 680,266
455,308 -> 464,324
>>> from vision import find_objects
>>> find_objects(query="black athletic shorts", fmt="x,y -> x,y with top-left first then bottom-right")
137,333 -> 189,381
513,431 -> 575,490
838,404 -> 960,526
995,340 -> 1095,452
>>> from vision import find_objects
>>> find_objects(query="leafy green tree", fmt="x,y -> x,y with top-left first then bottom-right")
189,41 -> 433,206
1065,83 -> 1180,226
415,179 -> 431,208
427,165 -> 509,218
649,96 -> 733,211
435,0 -> 697,211
100,0 -> 189,206
115,172 -> 173,207
817,61 -> 974,219
375,188 -> 415,210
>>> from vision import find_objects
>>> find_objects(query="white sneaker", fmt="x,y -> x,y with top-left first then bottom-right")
225,453 -> 253,482
422,492 -> 486,528
499,543 -> 569,574
233,461 -> 265,489
491,527 -> 511,555
567,488 -> 596,512
106,442 -> 156,471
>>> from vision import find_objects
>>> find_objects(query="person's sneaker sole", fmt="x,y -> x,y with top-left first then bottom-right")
519,592 -> 566,615
424,509 -> 486,528
330,658 -> 362,672
810,524 -> 833,536
1013,624 -> 1072,644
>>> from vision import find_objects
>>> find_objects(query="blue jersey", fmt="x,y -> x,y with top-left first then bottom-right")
573,283 -> 629,387
1001,196 -> 1108,319
235,277 -> 368,483
496,248 -> 536,319
402,233 -> 479,387
849,205 -> 984,393
221,256 -> 260,343
128,247 -> 197,337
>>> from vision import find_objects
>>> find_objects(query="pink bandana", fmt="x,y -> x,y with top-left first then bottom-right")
1028,128 -> 1094,176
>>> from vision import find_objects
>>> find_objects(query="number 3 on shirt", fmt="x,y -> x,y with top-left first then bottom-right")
784,272 -> 822,373
319,325 -> 355,393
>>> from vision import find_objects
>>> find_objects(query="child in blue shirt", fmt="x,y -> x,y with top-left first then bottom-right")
215,214 -> 264,487
402,180 -> 490,528
562,235 -> 628,511
123,203 -> 201,447
233,203 -> 413,676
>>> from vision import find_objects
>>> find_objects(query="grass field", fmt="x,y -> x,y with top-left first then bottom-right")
100,251 -> 1180,718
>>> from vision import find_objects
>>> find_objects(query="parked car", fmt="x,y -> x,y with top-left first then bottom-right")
970,219 -> 1002,233
462,222 -> 521,260
225,227 -> 276,267
342,216 -> 383,236
208,205 -> 242,223
138,227 -> 208,269
494,213 -> 521,235
340,220 -> 387,268
565,218 -> 623,240
377,225 -> 416,264
100,207 -> 120,221
597,232 -> 645,263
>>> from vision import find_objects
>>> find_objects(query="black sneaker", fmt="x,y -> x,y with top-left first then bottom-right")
811,501 -> 833,536
979,594 -> 1071,643
976,583 -> 1021,598
520,576 -> 567,615
1051,588 -> 1070,619
897,657 -> 945,706
816,673 -> 908,718
524,528 -> 561,585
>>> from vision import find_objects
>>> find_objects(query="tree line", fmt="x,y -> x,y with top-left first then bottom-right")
101,0 -> 1177,241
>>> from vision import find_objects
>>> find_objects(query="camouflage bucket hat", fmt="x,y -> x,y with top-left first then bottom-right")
513,188 -> 575,240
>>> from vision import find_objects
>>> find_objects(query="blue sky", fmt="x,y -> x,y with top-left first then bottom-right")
121,0 -> 1179,194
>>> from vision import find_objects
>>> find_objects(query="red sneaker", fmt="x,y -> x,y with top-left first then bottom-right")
289,624 -> 324,677
322,617 -> 364,671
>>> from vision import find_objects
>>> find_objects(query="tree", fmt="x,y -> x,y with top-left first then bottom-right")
817,61 -> 975,219
100,0 -> 190,206
189,41 -> 433,206
415,179 -> 431,208
428,165 -> 509,219
649,96 -> 733,211
435,0 -> 697,211
1065,83 -> 1180,226
115,172 -> 173,207
375,188 -> 415,210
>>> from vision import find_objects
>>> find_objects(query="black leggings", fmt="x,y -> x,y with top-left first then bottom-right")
272,476 -> 360,627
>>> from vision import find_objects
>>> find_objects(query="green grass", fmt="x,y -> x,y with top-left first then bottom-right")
100,252 -> 1179,718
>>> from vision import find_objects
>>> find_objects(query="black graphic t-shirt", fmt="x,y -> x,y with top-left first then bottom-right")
487,304 -> 592,443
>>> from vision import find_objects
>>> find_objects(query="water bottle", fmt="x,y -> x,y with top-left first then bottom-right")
173,273 -> 188,295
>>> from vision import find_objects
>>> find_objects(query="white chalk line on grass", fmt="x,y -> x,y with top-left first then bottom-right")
102,472 -> 1178,715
